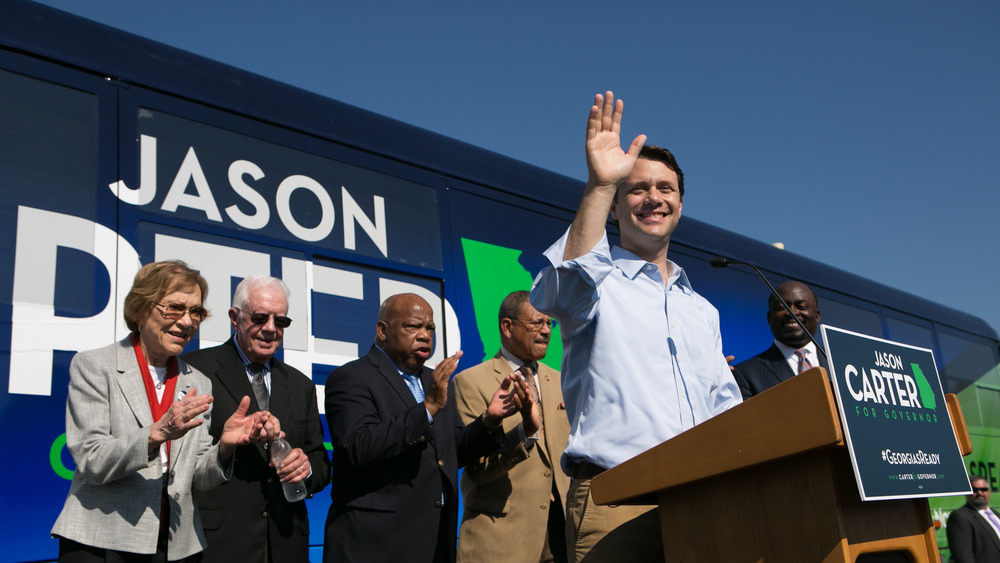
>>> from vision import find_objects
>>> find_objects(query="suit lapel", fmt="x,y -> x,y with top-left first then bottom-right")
369,347 -> 419,407
818,350 -> 831,372
536,364 -> 562,469
210,338 -> 259,411
268,360 -> 292,421
976,506 -> 1000,552
763,344 -> 795,386
218,338 -> 272,458
114,338 -> 154,428
489,354 -> 507,387
171,360 -> 201,460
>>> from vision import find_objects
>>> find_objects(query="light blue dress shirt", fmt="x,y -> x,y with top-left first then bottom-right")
530,228 -> 742,475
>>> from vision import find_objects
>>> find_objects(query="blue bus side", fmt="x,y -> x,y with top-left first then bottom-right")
2,2 -> 998,561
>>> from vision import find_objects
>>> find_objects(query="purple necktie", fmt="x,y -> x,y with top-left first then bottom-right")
795,350 -> 813,374
983,508 -> 1000,535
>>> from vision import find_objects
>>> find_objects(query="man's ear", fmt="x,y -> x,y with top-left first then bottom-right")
229,308 -> 239,330
375,320 -> 388,344
499,318 -> 514,339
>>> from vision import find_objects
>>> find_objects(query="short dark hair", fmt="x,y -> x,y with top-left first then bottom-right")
611,145 -> 685,230
767,281 -> 819,311
498,291 -> 530,325
123,260 -> 209,332
970,474 -> 989,487
638,145 -> 684,198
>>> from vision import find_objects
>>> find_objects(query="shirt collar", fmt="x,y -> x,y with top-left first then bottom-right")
233,336 -> 270,373
609,244 -> 692,294
773,339 -> 818,361
499,346 -> 536,373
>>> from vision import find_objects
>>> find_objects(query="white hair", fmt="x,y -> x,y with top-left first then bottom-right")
232,275 -> 290,310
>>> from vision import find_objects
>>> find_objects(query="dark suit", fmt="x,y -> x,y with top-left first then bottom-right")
947,503 -> 1000,563
182,338 -> 330,563
733,343 -> 829,400
323,346 -> 501,563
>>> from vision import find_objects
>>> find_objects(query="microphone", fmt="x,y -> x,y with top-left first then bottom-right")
709,257 -> 732,269
711,256 -> 827,359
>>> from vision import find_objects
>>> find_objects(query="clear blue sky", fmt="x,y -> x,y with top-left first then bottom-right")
34,0 -> 1000,336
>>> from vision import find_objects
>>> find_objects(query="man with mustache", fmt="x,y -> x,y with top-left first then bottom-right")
454,291 -> 570,563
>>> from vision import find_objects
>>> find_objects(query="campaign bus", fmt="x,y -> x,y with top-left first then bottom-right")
2,1 -> 998,560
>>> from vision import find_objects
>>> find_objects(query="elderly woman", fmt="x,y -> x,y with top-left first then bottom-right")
51,260 -> 274,562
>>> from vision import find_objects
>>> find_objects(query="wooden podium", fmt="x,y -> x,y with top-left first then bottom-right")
590,367 -> 971,562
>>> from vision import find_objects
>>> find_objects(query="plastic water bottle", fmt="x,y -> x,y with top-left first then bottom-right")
269,438 -> 308,502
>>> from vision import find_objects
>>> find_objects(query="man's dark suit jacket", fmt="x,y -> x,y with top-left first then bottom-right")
323,345 -> 501,563
733,343 -> 829,400
182,338 -> 331,563
947,503 -> 1000,563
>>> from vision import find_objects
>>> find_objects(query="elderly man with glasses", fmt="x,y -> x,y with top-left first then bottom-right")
183,274 -> 330,563
453,290 -> 571,563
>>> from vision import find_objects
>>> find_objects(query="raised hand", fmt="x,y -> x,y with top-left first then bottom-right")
423,350 -> 464,417
585,91 -> 647,191
484,374 -> 529,429
254,411 -> 283,443
149,387 -> 212,447
566,91 -> 648,261
518,377 -> 543,437
217,396 -> 267,463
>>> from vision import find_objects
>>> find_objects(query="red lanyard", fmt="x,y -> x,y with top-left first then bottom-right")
132,332 -> 179,459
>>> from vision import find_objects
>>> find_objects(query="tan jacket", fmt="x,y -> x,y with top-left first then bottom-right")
453,352 -> 571,563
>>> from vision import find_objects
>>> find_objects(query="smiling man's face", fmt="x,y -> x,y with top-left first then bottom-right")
611,158 -> 683,256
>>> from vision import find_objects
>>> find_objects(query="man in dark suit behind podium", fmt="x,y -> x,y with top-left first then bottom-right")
733,281 -> 828,400
183,275 -> 330,563
947,474 -> 1000,563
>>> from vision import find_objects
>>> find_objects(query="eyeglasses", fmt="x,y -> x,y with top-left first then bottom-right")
153,302 -> 207,323
512,318 -> 556,332
239,309 -> 293,328
973,487 -> 990,493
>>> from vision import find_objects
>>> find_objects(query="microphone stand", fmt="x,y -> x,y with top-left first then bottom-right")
710,257 -> 827,360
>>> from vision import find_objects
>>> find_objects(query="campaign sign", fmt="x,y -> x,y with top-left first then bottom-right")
821,325 -> 970,501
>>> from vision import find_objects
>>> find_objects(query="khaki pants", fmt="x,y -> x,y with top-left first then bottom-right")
565,478 -> 664,562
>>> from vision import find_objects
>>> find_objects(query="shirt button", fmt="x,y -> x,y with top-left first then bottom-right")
435,501 -> 442,508
262,511 -> 268,518
544,471 -> 551,477
540,503 -> 548,510
172,493 -> 179,500
438,459 -> 445,467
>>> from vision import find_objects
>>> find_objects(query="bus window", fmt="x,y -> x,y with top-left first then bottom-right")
886,315 -> 934,351
1,68 -> 103,319
937,329 -> 1000,392
814,295 -> 882,339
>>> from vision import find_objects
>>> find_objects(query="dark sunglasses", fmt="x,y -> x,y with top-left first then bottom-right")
239,309 -> 293,328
